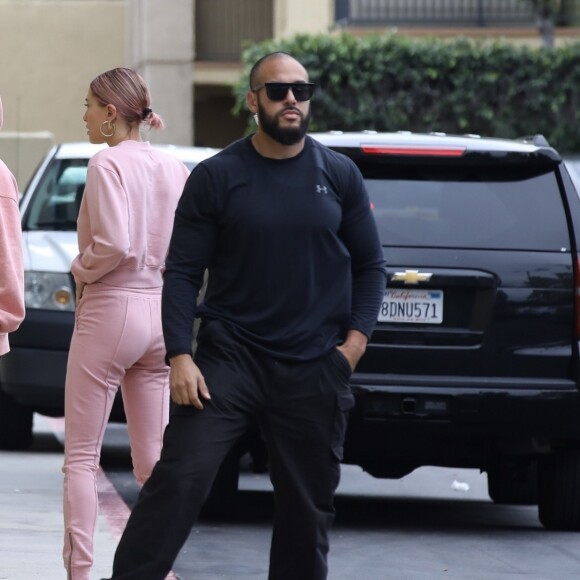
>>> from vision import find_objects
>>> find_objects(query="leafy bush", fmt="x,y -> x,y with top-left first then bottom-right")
233,33 -> 580,153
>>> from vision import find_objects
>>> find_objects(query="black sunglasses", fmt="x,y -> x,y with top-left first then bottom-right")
252,82 -> 316,102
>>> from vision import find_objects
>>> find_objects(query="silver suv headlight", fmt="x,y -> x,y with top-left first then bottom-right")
24,272 -> 75,311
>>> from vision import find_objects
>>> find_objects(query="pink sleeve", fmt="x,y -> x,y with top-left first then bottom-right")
72,163 -> 130,284
0,164 -> 25,351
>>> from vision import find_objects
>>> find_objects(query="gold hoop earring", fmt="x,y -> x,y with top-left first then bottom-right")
100,120 -> 115,138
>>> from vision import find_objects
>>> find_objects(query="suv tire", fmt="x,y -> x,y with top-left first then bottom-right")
538,449 -> 580,530
0,388 -> 33,450
487,459 -> 538,506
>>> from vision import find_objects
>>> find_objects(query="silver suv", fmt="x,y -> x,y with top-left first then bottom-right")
0,142 -> 218,450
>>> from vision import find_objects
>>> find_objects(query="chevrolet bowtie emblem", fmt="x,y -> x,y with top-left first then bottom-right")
391,270 -> 433,285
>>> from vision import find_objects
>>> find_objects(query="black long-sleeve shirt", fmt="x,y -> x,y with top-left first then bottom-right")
162,135 -> 386,362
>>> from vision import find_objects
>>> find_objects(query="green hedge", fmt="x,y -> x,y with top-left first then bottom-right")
233,33 -> 580,154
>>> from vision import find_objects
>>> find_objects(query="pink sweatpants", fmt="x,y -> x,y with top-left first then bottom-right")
62,283 -> 170,580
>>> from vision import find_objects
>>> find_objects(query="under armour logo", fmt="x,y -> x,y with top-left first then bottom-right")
316,185 -> 328,194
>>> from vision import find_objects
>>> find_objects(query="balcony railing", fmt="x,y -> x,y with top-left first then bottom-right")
335,0 -> 577,28
194,0 -> 580,63
195,0 -> 273,61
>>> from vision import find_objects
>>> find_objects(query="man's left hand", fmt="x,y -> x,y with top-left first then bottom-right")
336,329 -> 368,372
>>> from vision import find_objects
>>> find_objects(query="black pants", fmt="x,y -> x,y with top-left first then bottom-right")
105,320 -> 354,580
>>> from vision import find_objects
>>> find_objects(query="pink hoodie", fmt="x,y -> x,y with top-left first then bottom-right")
0,97 -> 25,355
72,140 -> 190,289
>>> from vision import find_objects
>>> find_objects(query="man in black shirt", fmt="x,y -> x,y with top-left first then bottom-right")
104,51 -> 386,580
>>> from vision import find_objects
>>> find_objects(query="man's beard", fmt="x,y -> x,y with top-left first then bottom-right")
257,102 -> 310,146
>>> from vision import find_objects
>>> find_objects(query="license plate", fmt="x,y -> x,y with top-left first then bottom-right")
378,289 -> 443,324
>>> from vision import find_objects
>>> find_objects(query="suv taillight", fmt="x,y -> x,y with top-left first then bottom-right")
361,145 -> 466,157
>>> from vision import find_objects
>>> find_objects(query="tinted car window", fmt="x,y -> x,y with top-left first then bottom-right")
364,164 -> 569,251
23,159 -> 88,231
22,156 -> 199,233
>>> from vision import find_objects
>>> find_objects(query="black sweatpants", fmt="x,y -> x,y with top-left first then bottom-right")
105,320 -> 355,580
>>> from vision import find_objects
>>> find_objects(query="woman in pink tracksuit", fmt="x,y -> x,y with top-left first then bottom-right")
62,68 -> 190,580
0,95 -> 25,357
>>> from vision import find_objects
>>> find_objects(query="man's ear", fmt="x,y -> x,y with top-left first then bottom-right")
246,90 -> 257,115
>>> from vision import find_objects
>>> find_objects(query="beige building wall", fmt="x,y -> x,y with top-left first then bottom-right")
0,0 -> 193,185
273,0 -> 334,38
126,0 -> 194,146
0,0 -> 125,185
0,1 -> 125,137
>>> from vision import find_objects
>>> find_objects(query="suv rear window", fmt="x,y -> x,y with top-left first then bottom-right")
364,163 -> 569,251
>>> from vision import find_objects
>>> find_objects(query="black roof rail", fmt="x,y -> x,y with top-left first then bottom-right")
518,134 -> 551,147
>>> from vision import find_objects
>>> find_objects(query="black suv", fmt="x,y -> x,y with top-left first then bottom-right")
310,131 -> 580,531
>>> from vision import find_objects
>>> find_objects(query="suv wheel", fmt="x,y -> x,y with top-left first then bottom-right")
538,449 -> 580,530
487,459 -> 538,505
0,388 -> 34,450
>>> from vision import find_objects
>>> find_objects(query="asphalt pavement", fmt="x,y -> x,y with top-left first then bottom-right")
0,414 -> 121,580
0,412 -> 491,580
4,413 -> 551,580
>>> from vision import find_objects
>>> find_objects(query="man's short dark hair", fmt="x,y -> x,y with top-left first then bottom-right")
249,51 -> 301,89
